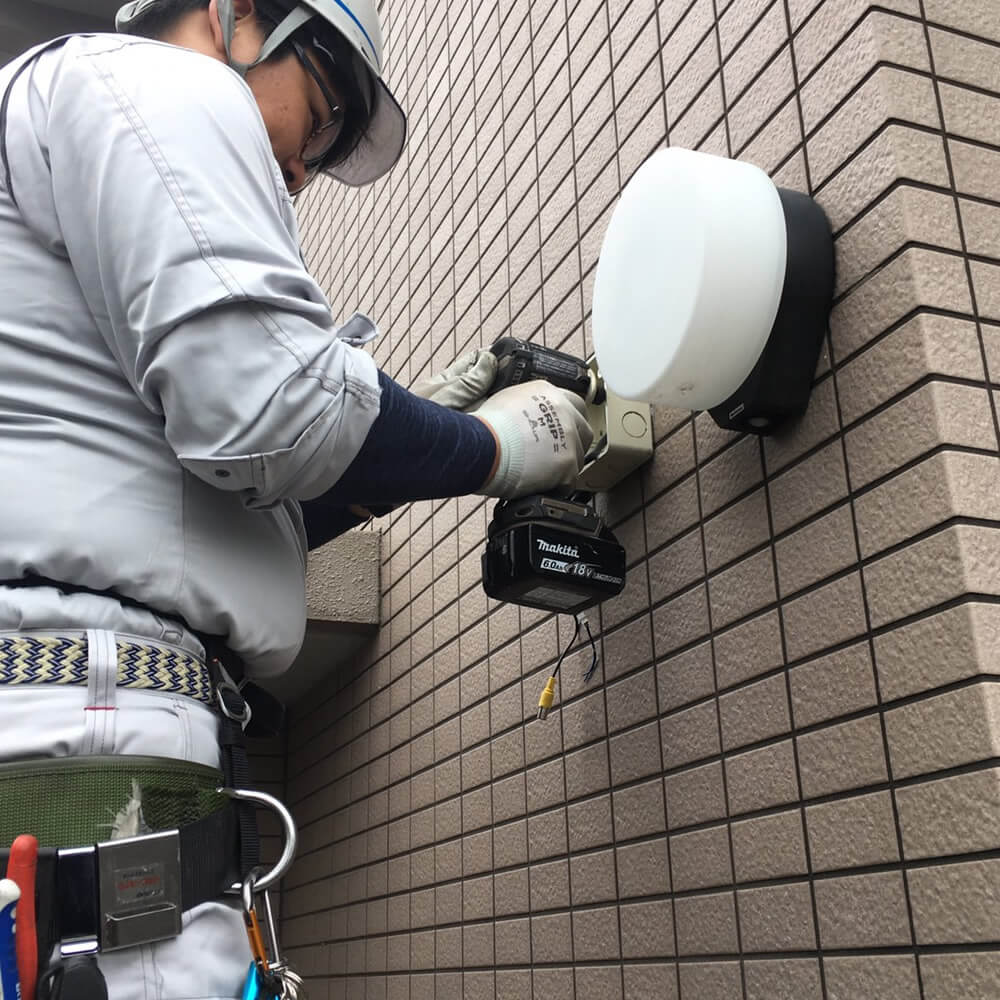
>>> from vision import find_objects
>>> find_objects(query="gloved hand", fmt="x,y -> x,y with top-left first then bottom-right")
472,380 -> 594,498
410,348 -> 499,410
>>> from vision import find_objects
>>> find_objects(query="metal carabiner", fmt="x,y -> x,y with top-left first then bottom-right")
218,787 -> 298,893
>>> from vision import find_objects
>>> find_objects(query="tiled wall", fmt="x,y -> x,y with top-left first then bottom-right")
281,0 -> 1000,997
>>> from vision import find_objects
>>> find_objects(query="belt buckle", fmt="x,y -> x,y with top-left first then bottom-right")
96,830 -> 182,951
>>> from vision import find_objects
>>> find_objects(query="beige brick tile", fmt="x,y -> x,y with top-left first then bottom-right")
574,903 -> 623,960
940,82 -> 1000,147
729,47 -> 795,152
605,667 -> 658,735
719,673 -> 791,750
665,30 -> 720,125
919,952 -> 1000,999
816,871 -> 912,948
738,882 -> 817,952
623,963 -> 679,1000
617,837 -> 672,897
798,714 -> 889,798
739,98 -> 802,176
782,571 -> 868,662
845,383 -> 995,491
807,67 -> 939,186
725,739 -> 801,815
769,440 -> 849,536
708,549 -> 777,630
835,186 -> 961,294
824,956 -> 920,1000
971,259 -> 1000,323
668,72 -> 725,150
931,28 -> 1000,98
874,602 -> 1000,701
910,858 -> 1000,944
775,503 -> 858,598
731,809 -> 808,881
700,436 -> 764,517
984,323 -> 1000,381
677,962 -> 742,999
670,824 -> 733,891
649,528 -> 706,605
530,911 -> 572,962
762,375 -> 841,476
800,12 -> 930,135
745,958 -> 823,1000
661,699 -> 720,771
838,314 -> 984,426
897,767 -> 1000,860
641,421 -> 696,497
494,915 -> 531,964
886,682 -> 1000,779
866,525 -> 1000,629
612,777 -> 668,840
576,966 -> 624,1000
718,0 -> 775,57
925,0 -> 1000,40
950,138 -> 1000,203
656,639 -> 716,712
702,488 -> 770,573
610,719 -> 663,784
960,198 -> 1000,260
856,452 -> 1000,560
660,0 -> 714,85
789,641 -> 878,728
806,789 -> 900,871
714,610 -> 785,690
652,583 -> 711,658
665,759 -> 727,829
621,899 -> 676,958
645,476 -> 701,549
792,0 -> 920,74
722,0 -> 786,99
836,248 -> 973,361
674,891 -> 739,956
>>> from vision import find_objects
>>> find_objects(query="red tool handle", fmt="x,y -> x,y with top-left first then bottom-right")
6,835 -> 38,1000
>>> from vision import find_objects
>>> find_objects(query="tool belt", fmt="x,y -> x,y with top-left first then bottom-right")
0,756 -> 241,951
0,757 -> 299,1000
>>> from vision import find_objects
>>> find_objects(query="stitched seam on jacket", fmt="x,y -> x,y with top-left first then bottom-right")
84,51 -> 325,376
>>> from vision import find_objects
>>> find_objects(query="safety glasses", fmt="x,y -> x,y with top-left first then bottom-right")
289,39 -> 345,191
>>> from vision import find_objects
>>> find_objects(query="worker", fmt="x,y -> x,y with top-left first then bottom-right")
0,0 -> 592,996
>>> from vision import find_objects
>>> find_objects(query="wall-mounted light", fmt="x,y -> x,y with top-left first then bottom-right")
592,148 -> 835,434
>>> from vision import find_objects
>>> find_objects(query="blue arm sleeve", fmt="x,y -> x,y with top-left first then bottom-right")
301,371 -> 497,548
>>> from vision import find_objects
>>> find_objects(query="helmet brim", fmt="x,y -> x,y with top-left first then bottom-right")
322,74 -> 406,186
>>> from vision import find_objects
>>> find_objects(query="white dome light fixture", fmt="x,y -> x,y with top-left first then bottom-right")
591,148 -> 835,434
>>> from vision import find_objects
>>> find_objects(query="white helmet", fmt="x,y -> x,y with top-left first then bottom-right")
116,0 -> 407,185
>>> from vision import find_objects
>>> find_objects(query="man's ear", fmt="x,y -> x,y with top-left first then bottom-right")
207,0 -> 257,55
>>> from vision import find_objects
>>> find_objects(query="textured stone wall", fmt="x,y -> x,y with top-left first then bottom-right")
282,1 -> 1000,997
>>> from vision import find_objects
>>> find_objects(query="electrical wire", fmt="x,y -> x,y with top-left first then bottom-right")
536,611 -> 601,720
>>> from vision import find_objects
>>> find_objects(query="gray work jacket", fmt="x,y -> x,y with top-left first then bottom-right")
0,34 -> 381,676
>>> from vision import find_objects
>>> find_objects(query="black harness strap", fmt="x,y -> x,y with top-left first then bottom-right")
1,803 -> 241,973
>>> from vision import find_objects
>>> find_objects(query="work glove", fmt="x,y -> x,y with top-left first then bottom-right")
472,380 -> 594,498
411,348 -> 499,410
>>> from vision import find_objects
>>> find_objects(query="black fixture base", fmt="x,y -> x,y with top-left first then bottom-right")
708,187 -> 836,435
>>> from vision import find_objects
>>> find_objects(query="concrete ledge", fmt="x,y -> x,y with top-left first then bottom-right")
261,528 -> 381,704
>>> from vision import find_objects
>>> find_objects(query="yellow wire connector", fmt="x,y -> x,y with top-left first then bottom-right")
536,676 -> 557,721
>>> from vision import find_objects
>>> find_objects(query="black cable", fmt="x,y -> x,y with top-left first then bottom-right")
582,619 -> 599,683
552,614 -> 582,680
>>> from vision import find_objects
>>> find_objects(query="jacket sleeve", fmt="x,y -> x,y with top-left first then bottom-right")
43,38 -> 380,508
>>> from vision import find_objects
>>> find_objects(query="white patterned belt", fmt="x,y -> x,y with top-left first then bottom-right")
0,633 -> 212,705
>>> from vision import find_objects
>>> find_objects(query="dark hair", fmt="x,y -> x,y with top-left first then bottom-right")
119,0 -> 210,39
124,0 -> 373,169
